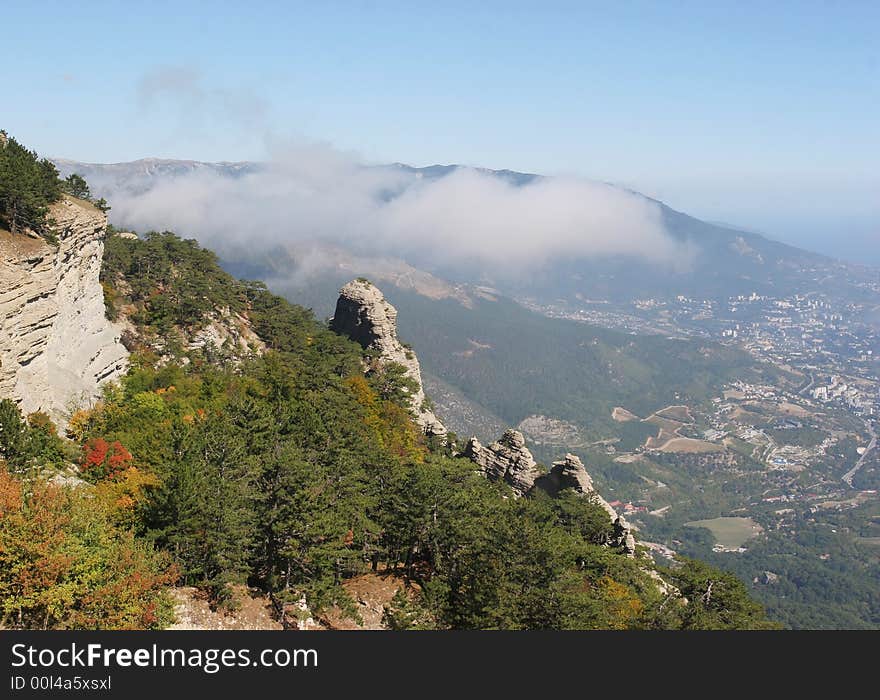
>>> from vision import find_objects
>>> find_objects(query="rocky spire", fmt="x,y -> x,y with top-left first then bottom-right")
463,429 -> 541,498
330,279 -> 446,437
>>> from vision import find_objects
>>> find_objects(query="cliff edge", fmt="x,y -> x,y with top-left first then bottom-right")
0,196 -> 128,423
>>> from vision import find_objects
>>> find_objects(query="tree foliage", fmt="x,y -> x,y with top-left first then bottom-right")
0,467 -> 175,629
0,400 -> 72,469
101,231 -> 249,333
61,173 -> 90,199
0,131 -> 62,235
665,558 -> 781,630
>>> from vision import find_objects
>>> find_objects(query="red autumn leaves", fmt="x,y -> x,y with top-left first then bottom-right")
81,438 -> 133,480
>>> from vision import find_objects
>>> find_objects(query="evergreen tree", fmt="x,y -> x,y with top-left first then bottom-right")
62,173 -> 90,199
666,558 -> 780,630
164,413 -> 257,600
0,134 -> 61,234
0,400 -> 26,466
367,360 -> 420,407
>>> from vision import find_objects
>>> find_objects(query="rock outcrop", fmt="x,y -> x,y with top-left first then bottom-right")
546,452 -> 599,495
330,279 -> 446,436
465,433 -> 638,555
0,197 -> 128,423
464,429 -> 542,497
186,307 -> 266,357
538,453 -> 637,556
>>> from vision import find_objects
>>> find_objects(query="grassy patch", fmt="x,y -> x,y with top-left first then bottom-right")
685,517 -> 763,548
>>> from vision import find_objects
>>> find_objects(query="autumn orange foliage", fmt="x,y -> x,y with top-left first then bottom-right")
0,467 -> 175,629
81,438 -> 133,480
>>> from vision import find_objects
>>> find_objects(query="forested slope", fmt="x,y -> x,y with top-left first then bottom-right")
0,135 -> 777,629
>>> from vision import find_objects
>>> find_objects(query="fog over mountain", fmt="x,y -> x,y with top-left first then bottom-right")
58,151 -> 879,313
55,145 -> 690,278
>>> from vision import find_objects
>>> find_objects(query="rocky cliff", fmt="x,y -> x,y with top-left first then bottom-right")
0,196 -> 128,423
330,279 -> 446,436
328,279 -> 639,556
186,308 -> 266,357
464,430 -> 542,497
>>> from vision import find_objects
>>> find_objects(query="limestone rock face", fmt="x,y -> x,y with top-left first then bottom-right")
464,429 -> 541,497
0,197 -> 128,423
330,279 -> 446,436
539,453 -> 636,556
186,307 -> 266,356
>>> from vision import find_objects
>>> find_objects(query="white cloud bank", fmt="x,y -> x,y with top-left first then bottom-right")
106,141 -> 688,274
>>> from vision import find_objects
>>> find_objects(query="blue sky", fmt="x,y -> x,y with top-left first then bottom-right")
4,1 -> 878,261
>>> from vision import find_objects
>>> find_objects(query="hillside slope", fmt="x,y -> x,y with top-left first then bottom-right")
1,223 -> 776,631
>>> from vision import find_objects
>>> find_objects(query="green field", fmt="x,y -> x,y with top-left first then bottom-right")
685,517 -> 763,548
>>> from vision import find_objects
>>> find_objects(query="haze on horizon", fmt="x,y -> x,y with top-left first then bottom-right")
4,1 -> 878,263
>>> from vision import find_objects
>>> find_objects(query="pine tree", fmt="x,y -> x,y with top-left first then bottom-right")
166,413 -> 257,600
62,173 -> 90,199
667,558 -> 781,630
0,400 -> 27,466
0,134 -> 61,234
